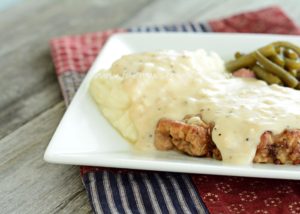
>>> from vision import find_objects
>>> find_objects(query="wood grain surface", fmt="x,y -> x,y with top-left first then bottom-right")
1,0 -> 300,213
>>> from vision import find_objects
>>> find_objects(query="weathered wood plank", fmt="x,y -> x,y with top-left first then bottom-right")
0,49 -> 62,139
191,0 -> 300,25
124,0 -> 300,26
123,0 -> 221,27
0,102 -> 92,214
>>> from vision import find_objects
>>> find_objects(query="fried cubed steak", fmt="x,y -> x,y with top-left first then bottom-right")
155,115 -> 300,164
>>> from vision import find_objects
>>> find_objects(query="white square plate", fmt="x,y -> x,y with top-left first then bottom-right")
44,32 -> 300,180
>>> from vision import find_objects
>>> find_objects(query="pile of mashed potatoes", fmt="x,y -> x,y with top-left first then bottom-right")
89,49 -> 300,164
89,50 -> 225,149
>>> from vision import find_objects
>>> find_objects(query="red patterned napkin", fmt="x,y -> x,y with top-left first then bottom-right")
50,6 -> 300,214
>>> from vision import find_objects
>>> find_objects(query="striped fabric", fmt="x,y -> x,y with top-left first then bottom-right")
50,6 -> 300,214
128,22 -> 211,32
83,171 -> 209,214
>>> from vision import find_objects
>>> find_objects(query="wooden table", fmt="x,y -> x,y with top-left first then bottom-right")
1,0 -> 299,213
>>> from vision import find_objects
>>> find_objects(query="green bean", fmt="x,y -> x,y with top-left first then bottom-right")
287,69 -> 298,77
296,71 -> 300,80
234,52 -> 244,59
275,46 -> 282,54
272,41 -> 300,56
269,55 -> 285,67
226,44 -> 277,72
284,49 -> 298,59
252,65 -> 282,85
255,51 -> 299,88
285,58 -> 300,70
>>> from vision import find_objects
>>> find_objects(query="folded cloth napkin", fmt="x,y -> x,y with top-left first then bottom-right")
50,6 -> 300,214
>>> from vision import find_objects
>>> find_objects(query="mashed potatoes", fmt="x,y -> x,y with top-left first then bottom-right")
89,50 -> 226,150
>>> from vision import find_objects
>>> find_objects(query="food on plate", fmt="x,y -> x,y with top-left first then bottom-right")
89,49 -> 300,165
232,68 -> 256,78
155,115 -> 300,164
155,115 -> 221,159
226,41 -> 300,88
255,51 -> 297,87
251,65 -> 282,85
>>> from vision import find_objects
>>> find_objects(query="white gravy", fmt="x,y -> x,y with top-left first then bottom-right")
90,50 -> 300,164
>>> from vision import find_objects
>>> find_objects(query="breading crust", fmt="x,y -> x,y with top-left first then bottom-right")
155,115 -> 300,164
